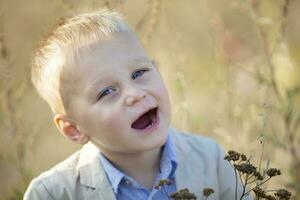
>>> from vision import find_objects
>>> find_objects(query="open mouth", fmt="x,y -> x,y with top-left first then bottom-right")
131,107 -> 158,130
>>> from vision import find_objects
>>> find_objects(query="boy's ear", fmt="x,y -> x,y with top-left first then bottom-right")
53,114 -> 90,144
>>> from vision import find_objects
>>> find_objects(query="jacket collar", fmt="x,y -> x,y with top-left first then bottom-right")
77,129 -> 180,190
76,128 -> 203,199
77,142 -> 116,199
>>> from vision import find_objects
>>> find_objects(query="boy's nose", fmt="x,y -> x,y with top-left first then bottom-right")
125,89 -> 147,107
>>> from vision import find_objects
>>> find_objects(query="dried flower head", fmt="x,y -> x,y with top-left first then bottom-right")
224,150 -> 240,161
253,187 -> 266,198
274,189 -> 292,200
265,195 -> 276,200
234,163 -> 257,175
266,168 -> 281,177
241,154 -> 247,161
224,150 -> 292,200
154,179 -> 172,189
254,171 -> 264,180
203,187 -> 214,198
170,188 -> 197,200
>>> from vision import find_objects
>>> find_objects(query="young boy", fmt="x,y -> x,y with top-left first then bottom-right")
24,10 -> 251,200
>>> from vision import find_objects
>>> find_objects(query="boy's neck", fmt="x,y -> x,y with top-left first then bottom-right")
101,147 -> 163,189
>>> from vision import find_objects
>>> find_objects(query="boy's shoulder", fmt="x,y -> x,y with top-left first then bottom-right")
32,149 -> 81,183
24,142 -> 115,200
24,128 -> 225,200
172,128 -> 218,144
24,149 -> 82,199
170,128 -> 221,157
171,128 -> 253,200
29,129 -> 220,184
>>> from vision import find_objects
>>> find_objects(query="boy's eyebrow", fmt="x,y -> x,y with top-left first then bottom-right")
125,56 -> 153,68
86,74 -> 112,98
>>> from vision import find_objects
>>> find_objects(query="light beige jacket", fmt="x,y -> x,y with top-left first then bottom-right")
24,128 -> 251,200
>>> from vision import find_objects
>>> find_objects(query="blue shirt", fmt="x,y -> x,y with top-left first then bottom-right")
99,134 -> 178,200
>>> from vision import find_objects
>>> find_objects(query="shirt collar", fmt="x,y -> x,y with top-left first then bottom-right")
99,130 -> 178,194
159,132 -> 178,178
99,153 -> 124,194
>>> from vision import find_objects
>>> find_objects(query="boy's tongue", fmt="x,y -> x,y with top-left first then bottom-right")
132,112 -> 152,129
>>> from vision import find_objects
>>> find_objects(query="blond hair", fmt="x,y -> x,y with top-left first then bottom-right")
32,10 -> 131,114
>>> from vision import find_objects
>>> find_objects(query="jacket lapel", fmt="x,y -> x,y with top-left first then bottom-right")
77,142 -> 116,200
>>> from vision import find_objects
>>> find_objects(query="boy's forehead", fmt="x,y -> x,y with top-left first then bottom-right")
67,32 -> 154,85
74,32 -> 148,64
69,54 -> 153,91
89,56 -> 153,82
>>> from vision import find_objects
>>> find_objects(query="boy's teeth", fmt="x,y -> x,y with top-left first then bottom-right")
131,107 -> 158,130
146,120 -> 155,128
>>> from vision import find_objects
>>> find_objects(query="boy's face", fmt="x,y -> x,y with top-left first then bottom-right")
69,32 -> 171,155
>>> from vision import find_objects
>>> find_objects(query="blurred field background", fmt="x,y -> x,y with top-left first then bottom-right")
0,0 -> 299,199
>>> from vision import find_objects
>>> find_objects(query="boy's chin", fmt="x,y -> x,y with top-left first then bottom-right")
127,131 -> 168,153
146,128 -> 169,150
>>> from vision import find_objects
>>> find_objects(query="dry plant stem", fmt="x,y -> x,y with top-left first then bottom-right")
259,29 -> 282,104
244,177 -> 272,197
104,0 -> 111,9
175,72 -> 190,130
248,0 -> 283,102
0,20 -> 31,194
234,161 -> 238,200
60,0 -> 74,10
239,175 -> 249,200
225,150 -> 291,199
269,0 -> 292,60
236,161 -> 253,200
135,0 -> 162,48
249,0 -> 300,196
238,167 -> 245,186
247,173 -> 256,182
141,0 -> 162,45
116,0 -> 124,13
240,168 -> 259,200
258,132 -> 265,174
258,106 -> 267,174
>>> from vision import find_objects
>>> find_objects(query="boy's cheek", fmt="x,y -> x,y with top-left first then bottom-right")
159,83 -> 172,119
157,82 -> 171,104
100,110 -> 123,129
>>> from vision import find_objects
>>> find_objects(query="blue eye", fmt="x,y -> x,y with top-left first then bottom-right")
132,69 -> 149,80
97,87 -> 116,101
